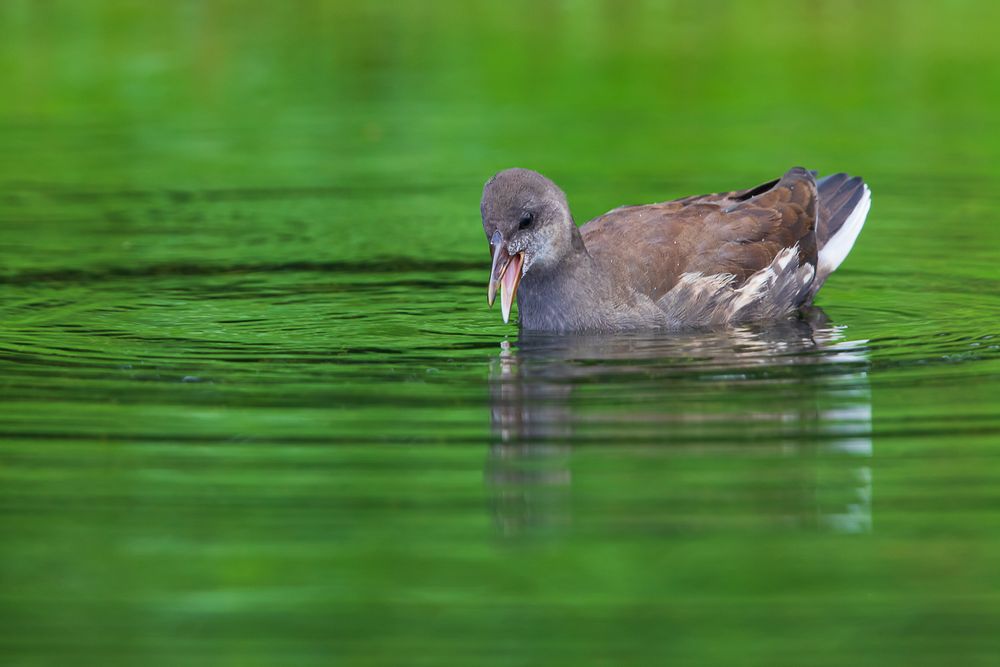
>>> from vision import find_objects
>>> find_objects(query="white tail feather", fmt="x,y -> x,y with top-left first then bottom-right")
818,185 -> 871,277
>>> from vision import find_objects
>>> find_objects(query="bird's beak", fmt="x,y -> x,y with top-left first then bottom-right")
487,231 -> 524,324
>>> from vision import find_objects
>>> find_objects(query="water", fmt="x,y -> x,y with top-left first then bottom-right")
2,2 -> 1000,665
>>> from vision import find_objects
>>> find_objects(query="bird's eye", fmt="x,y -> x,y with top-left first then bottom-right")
518,212 -> 534,230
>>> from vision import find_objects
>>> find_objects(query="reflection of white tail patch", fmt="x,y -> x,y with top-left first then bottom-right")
819,185 -> 871,279
660,247 -> 815,326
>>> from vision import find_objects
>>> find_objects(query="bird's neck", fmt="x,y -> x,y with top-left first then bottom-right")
517,236 -> 605,331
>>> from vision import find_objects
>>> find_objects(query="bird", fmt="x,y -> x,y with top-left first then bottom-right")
480,167 -> 870,332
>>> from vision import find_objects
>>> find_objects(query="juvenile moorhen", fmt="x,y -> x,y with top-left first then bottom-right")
481,167 -> 870,332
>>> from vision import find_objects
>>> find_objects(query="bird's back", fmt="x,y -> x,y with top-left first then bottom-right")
578,167 -> 870,326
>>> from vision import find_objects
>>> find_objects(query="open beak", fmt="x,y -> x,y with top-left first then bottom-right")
487,231 -> 524,324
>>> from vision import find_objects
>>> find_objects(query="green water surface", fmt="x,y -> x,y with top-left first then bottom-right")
2,2 -> 1000,665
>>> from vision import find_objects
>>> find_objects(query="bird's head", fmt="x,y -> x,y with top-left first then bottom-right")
480,168 -> 577,323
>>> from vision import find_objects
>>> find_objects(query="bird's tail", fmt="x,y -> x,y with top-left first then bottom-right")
810,173 -> 871,296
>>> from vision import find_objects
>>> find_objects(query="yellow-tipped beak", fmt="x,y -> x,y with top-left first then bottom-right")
487,233 -> 524,324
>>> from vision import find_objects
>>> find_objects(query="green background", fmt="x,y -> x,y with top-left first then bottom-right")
1,1 -> 999,665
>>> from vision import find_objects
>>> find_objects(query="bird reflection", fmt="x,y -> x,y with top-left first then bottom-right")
486,309 -> 873,537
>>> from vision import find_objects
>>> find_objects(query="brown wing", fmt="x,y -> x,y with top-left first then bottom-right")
580,167 -> 818,302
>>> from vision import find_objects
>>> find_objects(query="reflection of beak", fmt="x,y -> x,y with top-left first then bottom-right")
487,231 -> 524,324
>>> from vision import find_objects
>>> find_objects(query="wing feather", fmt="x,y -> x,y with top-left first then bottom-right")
580,167 -> 819,303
